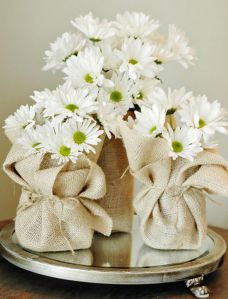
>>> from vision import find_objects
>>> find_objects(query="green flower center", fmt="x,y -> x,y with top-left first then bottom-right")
32,142 -> 40,149
129,58 -> 138,65
89,37 -> 101,43
149,126 -> 157,135
136,91 -> 144,100
166,107 -> 177,115
65,104 -> 79,113
73,131 -> 86,144
84,73 -> 94,84
172,141 -> 184,153
59,145 -> 71,157
110,90 -> 123,103
198,118 -> 206,128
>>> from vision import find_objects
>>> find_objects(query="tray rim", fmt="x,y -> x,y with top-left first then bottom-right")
0,223 -> 226,285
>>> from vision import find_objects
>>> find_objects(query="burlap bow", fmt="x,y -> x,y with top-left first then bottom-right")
3,143 -> 112,252
119,121 -> 228,249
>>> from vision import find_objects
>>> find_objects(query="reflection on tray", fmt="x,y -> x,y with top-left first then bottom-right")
137,237 -> 213,267
12,231 -> 214,268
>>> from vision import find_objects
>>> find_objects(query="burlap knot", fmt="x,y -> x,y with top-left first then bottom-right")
3,143 -> 112,252
119,121 -> 228,250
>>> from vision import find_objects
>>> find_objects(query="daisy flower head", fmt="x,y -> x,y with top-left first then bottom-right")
163,125 -> 203,161
65,118 -> 103,153
98,39 -> 121,71
179,95 -> 228,140
133,78 -> 159,105
96,97 -> 120,138
39,121 -> 80,164
118,37 -> 159,80
134,105 -> 166,138
17,127 -> 43,155
164,25 -> 196,68
114,11 -> 159,39
43,32 -> 86,72
31,88 -> 56,110
147,86 -> 192,115
43,83 -> 97,123
103,72 -> 134,114
63,46 -> 112,88
4,105 -> 35,131
71,12 -> 116,43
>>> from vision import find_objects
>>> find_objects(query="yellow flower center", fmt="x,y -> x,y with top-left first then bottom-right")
110,90 -> 123,103
198,118 -> 206,128
59,145 -> 71,156
65,104 -> 79,113
172,141 -> 183,153
129,58 -> 138,65
84,73 -> 94,84
73,131 -> 86,144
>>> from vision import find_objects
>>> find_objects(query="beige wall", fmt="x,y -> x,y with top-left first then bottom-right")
0,0 -> 228,227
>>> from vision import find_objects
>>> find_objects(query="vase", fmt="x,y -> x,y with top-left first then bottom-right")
98,137 -> 134,233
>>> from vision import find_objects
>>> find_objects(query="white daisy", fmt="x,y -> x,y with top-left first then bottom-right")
103,72 -> 134,114
40,122 -> 80,164
65,118 -> 103,153
71,12 -> 116,42
31,88 -> 56,110
179,95 -> 228,140
147,87 -> 192,114
63,47 -> 112,88
134,105 -> 166,138
118,37 -> 159,80
43,83 -> 97,122
133,78 -> 159,104
163,25 -> 195,68
163,125 -> 202,161
114,11 -> 159,39
4,105 -> 35,131
98,40 -> 121,71
43,32 -> 86,71
17,127 -> 42,154
96,98 -> 120,138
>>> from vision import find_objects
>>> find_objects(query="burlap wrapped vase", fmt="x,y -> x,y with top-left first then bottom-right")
120,121 -> 228,250
97,137 -> 134,233
3,143 -> 112,252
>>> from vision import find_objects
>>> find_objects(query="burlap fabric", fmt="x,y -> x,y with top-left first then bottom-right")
120,121 -> 228,249
3,144 -> 112,252
98,137 -> 134,233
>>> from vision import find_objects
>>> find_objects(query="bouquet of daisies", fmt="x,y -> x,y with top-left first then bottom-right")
3,11 -> 228,251
120,89 -> 228,249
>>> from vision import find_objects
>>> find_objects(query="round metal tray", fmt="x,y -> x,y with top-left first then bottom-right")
0,221 -> 226,285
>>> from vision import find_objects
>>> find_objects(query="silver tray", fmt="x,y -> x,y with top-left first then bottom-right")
0,219 -> 226,298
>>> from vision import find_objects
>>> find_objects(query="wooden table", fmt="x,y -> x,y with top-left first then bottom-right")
0,220 -> 227,299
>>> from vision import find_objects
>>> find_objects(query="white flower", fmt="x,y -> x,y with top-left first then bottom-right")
103,72 -> 134,114
40,122 -> 80,164
114,11 -> 159,39
65,118 -> 103,153
134,105 -> 166,138
147,87 -> 192,114
4,105 -> 35,131
96,98 -> 120,139
31,88 -> 56,110
98,40 -> 121,71
163,125 -> 203,161
17,127 -> 42,154
118,38 -> 159,80
43,32 -> 86,71
179,95 -> 228,141
43,83 -> 97,122
162,25 -> 195,68
71,12 -> 116,42
133,78 -> 159,104
63,47 -> 112,88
